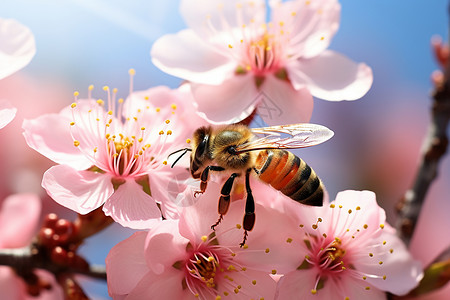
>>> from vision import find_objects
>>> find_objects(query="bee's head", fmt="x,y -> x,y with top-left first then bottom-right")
190,126 -> 212,178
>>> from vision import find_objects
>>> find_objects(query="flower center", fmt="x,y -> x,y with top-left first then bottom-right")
186,251 -> 219,289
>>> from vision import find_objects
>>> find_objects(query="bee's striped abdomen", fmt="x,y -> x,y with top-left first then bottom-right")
255,149 -> 323,206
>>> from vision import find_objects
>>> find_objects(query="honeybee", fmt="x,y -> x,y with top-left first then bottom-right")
170,123 -> 334,246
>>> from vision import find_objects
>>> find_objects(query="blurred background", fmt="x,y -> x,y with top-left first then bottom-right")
0,0 -> 449,298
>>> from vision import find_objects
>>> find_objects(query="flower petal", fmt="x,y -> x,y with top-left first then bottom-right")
271,0 -> 341,59
125,269 -> 186,300
258,75 -> 313,125
190,73 -> 259,124
22,114 -> 92,170
42,165 -> 114,214
354,230 -> 423,296
102,179 -> 162,229
144,219 -> 189,275
106,231 -> 149,296
0,267 -> 24,300
180,0 -> 266,39
0,18 -> 35,80
287,50 -> 373,101
151,29 -> 235,85
0,193 -> 41,248
0,100 -> 16,129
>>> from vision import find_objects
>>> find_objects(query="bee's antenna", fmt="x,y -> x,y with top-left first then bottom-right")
167,148 -> 191,168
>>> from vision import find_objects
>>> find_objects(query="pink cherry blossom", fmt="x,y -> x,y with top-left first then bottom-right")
106,181 -> 303,300
23,80 -> 206,229
275,190 -> 423,299
0,18 -> 36,129
151,0 -> 372,125
0,194 -> 63,300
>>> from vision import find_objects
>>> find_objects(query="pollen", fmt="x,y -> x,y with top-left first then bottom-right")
243,244 -> 248,249
362,276 -> 367,280
88,84 -> 94,91
234,288 -> 239,294
271,269 -> 277,275
379,261 -> 383,265
265,248 -> 270,253
383,275 -> 387,280
73,91 -> 79,97
330,204 -> 335,208
356,206 -> 361,210
128,68 -> 136,76
363,224 -> 368,229
228,44 -> 233,49
163,161 -> 168,165
96,99 -> 104,106
186,138 -> 191,144
390,249 -> 394,253
73,140 -> 80,147
380,224 -> 385,229
252,280 -> 257,285
165,119 -> 170,124
71,103 -> 77,108
103,86 -> 109,91
201,235 -> 208,242
369,253 -> 373,257
216,296 -> 221,300
383,241 -> 387,245
167,130 -> 173,135
236,224 -> 242,229
171,104 -> 177,110
70,122 -> 75,126
159,130 -> 164,135
348,209 -> 352,214
320,36 -> 325,41
311,289 -> 317,295
156,107 -> 161,112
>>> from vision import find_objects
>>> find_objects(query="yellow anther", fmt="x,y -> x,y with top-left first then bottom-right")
88,84 -> 94,91
171,104 -> 177,110
138,138 -> 143,142
243,244 -> 248,249
362,276 -> 367,280
73,91 -> 79,97
227,265 -> 236,271
97,99 -> 104,105
165,119 -> 170,124
234,288 -> 239,294
271,269 -> 277,275
237,285 -> 242,289
390,249 -> 394,253
318,218 -> 322,222
369,253 -> 373,257
323,233 -> 327,238
93,147 -> 97,153
380,224 -> 385,229
311,289 -> 317,295
286,238 -> 293,243
348,209 -> 352,214
363,224 -> 368,229
228,44 -> 233,49
356,206 -> 361,210
383,241 -> 387,245
70,122 -> 75,126
379,261 -> 383,265
208,256 -> 215,262
163,161 -> 168,165
108,110 -> 113,115
320,36 -> 325,41
103,86 -> 109,91
201,235 -> 208,242
365,287 -> 370,290
167,130 -> 173,135
73,140 -> 80,147
140,127 -> 145,131
299,224 -> 304,228
339,205 -> 343,208
312,224 -> 318,230
128,68 -> 136,75
231,252 -> 236,257
223,292 -> 229,296
156,107 -> 161,112
265,248 -> 270,253
113,88 -> 118,93
291,11 -> 297,16
71,103 -> 77,108
236,224 -> 242,229
383,275 -> 387,280
118,98 -> 124,103
330,204 -> 335,208
186,138 -> 191,144
159,130 -> 164,135
252,280 -> 257,285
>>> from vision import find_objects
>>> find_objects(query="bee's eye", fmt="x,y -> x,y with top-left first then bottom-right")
227,146 -> 237,155
195,135 -> 209,160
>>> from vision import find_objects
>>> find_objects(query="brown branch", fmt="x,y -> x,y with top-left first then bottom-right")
395,8 -> 450,245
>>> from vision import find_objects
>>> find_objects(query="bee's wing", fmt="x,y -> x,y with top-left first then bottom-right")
236,123 -> 334,153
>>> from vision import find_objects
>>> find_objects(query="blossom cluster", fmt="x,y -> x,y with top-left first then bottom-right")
0,0 -> 433,299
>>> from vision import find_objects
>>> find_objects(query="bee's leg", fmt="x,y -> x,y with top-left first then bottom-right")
194,166 -> 225,197
240,168 -> 255,247
211,172 -> 239,230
